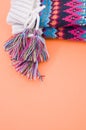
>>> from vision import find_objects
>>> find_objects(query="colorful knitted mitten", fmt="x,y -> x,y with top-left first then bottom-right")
4,0 -> 86,80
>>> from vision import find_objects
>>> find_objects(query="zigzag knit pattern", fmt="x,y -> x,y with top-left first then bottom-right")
40,0 -> 86,41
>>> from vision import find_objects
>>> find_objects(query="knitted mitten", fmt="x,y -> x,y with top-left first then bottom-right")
4,0 -> 86,80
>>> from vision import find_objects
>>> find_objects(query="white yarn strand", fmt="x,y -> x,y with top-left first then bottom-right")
24,5 -> 46,30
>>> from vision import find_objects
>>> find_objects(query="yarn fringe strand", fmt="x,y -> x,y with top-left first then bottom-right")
4,29 -> 49,80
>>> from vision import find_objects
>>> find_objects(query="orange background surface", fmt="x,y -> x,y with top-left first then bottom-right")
0,0 -> 86,130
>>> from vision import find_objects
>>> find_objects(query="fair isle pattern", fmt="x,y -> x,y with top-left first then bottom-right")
40,0 -> 86,41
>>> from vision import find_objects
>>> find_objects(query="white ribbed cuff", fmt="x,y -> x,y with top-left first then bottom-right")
12,24 -> 24,34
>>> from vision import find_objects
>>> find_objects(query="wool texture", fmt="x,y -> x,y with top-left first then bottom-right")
40,0 -> 86,41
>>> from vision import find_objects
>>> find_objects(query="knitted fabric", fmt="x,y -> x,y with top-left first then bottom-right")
4,0 -> 86,80
40,0 -> 86,41
7,0 -> 86,41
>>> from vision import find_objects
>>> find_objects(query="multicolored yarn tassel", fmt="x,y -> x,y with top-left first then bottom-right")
4,29 -> 49,80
